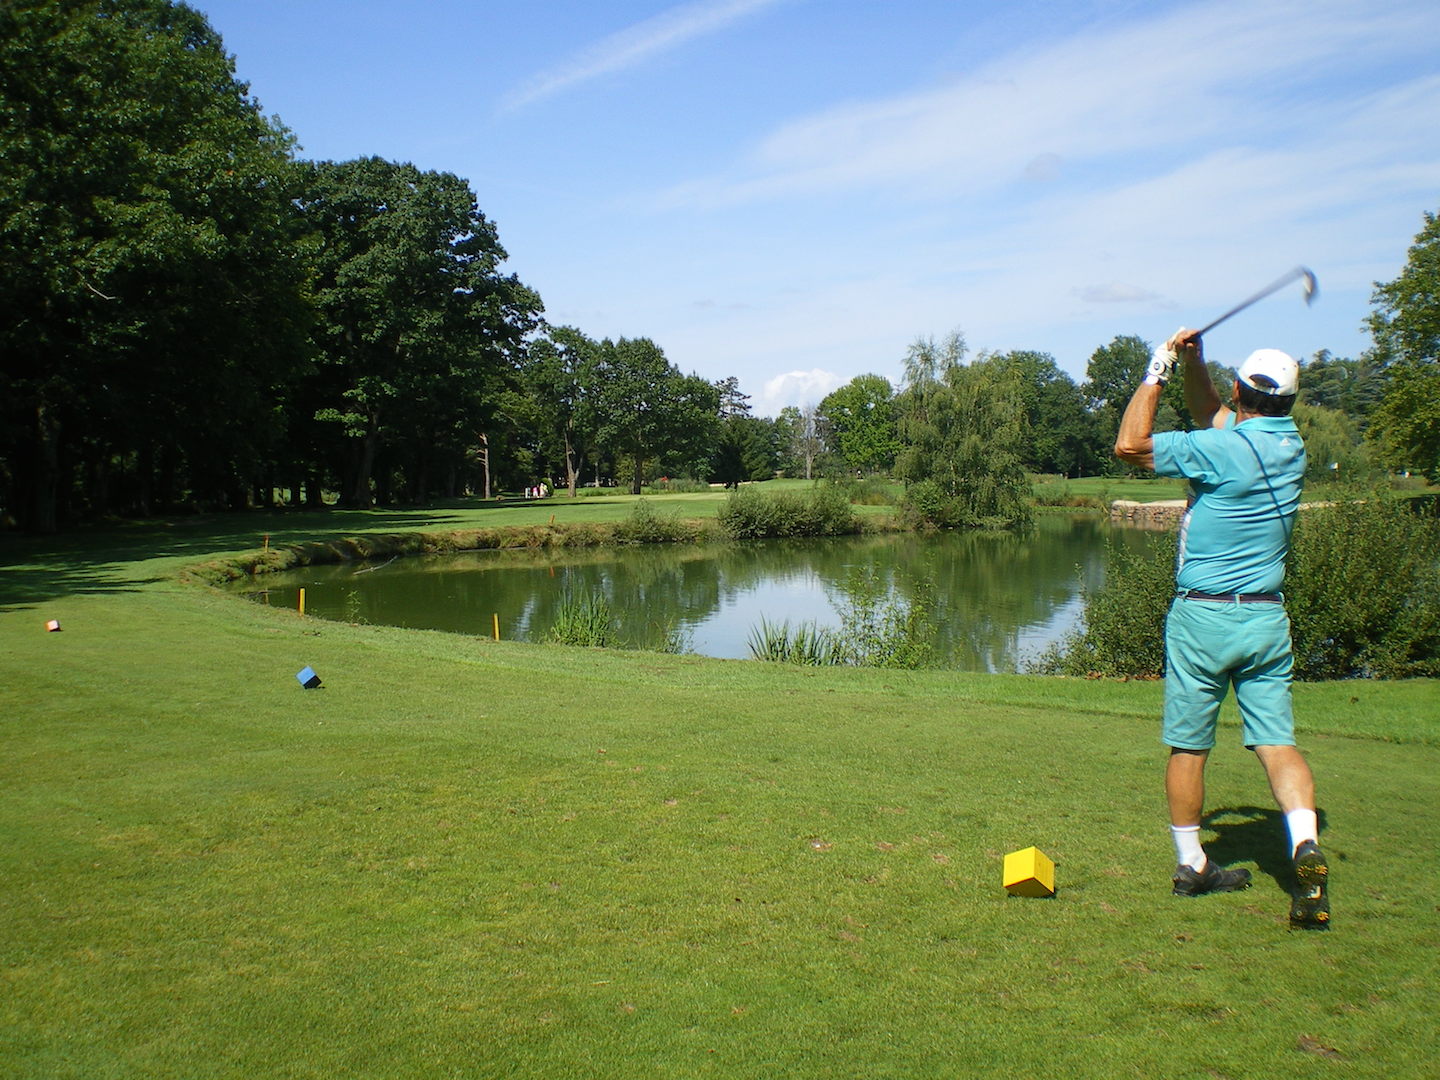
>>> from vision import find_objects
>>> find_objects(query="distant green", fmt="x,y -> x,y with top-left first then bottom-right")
2,499 -> 1437,1079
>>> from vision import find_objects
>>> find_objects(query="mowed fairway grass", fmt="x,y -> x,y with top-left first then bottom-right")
2,493 -> 1437,1079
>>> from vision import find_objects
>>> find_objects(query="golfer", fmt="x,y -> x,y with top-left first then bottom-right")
1114,327 -> 1329,929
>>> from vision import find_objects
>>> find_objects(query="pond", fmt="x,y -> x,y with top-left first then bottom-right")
233,514 -> 1162,673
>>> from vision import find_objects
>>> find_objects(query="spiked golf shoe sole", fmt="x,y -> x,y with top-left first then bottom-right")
1290,840 -> 1330,929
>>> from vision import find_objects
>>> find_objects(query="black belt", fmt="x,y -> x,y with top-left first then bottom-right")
1178,590 -> 1283,604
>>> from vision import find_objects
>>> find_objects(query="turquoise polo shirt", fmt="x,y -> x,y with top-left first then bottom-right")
1151,415 -> 1306,595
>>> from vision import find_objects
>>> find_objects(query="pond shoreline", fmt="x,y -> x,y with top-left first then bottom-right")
218,516 -> 1155,673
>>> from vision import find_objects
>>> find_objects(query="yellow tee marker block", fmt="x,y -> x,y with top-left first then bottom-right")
1003,846 -> 1056,897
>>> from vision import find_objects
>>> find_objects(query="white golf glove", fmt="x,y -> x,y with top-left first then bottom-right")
1144,327 -> 1189,386
1144,342 -> 1177,386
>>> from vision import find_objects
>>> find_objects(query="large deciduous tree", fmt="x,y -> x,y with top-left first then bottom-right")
1083,335 -> 1152,467
819,374 -> 899,474
588,338 -> 719,493
525,327 -> 600,497
984,349 -> 1101,477
1365,209 -> 1440,481
1084,333 -> 1230,470
0,0 -> 310,531
301,157 -> 541,506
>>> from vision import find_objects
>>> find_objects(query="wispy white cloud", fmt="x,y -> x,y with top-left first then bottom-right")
637,0 -> 1440,388
658,0 -> 1439,208
500,0 -> 791,112
1075,283 -> 1163,305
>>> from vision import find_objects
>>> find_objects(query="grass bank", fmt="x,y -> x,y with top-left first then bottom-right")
2,499 -> 1437,1079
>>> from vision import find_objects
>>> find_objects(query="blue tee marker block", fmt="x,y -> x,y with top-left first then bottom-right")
296,666 -> 322,689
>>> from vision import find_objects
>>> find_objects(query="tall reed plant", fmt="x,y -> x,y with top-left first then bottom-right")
547,593 -> 616,647
747,568 -> 936,669
746,617 -> 847,665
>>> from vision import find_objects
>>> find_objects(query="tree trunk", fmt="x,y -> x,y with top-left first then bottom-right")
347,416 -> 379,508
135,442 -> 154,517
24,403 -> 61,534
564,429 -> 579,498
476,432 -> 491,500
157,443 -> 179,511
411,457 -> 430,504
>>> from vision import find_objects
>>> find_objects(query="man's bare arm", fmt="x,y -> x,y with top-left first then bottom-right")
1114,380 -> 1163,471
1175,328 -> 1233,430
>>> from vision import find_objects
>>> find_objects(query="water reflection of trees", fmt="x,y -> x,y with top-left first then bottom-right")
239,517 -> 1162,671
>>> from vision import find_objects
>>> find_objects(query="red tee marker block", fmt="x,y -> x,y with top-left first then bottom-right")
1004,846 -> 1056,897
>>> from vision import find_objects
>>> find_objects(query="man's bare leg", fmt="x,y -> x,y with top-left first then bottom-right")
1165,748 -> 1249,894
1254,744 -> 1329,927
1166,748 -> 1209,827
1252,744 -> 1315,816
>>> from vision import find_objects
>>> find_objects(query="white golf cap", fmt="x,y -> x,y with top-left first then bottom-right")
1237,348 -> 1299,396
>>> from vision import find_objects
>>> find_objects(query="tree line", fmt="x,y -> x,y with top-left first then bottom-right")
3,1 -> 1436,535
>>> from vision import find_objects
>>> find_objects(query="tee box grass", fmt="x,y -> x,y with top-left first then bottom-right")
1,499 -> 1438,1079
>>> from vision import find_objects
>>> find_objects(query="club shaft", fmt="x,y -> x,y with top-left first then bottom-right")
1197,267 -> 1311,337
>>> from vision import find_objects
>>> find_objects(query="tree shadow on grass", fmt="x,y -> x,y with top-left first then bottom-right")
1202,805 -> 1331,893
0,506 -> 481,608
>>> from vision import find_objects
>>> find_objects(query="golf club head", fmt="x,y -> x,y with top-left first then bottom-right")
1301,267 -> 1318,305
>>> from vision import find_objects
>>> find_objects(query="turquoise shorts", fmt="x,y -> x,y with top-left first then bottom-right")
1162,596 -> 1296,750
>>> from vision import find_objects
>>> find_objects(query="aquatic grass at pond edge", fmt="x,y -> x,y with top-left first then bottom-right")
746,566 -> 936,668
547,591 -> 617,647
747,615 -> 848,664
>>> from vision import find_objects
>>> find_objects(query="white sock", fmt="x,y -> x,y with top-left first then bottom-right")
1171,825 -> 1206,871
1285,809 -> 1318,855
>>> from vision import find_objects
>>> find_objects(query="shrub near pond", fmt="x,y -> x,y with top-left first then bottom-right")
717,483 -> 859,539
611,499 -> 711,544
1288,495 -> 1440,679
1037,493 -> 1440,680
1031,532 -> 1175,678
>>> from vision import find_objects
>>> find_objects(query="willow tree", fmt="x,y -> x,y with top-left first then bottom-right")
894,333 -> 1032,529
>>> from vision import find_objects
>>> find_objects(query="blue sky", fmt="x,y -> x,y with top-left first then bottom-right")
197,0 -> 1440,415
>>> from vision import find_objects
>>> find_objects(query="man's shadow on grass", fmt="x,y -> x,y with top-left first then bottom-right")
1202,806 -> 1330,891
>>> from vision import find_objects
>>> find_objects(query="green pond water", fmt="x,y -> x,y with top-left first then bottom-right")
235,514 -> 1160,672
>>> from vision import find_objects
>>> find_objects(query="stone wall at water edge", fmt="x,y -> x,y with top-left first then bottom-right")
1108,499 -> 1187,529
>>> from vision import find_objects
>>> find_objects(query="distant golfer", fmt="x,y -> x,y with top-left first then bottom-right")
1114,328 -> 1328,929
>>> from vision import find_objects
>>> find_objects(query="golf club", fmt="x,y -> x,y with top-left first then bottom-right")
1197,266 -> 1317,337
